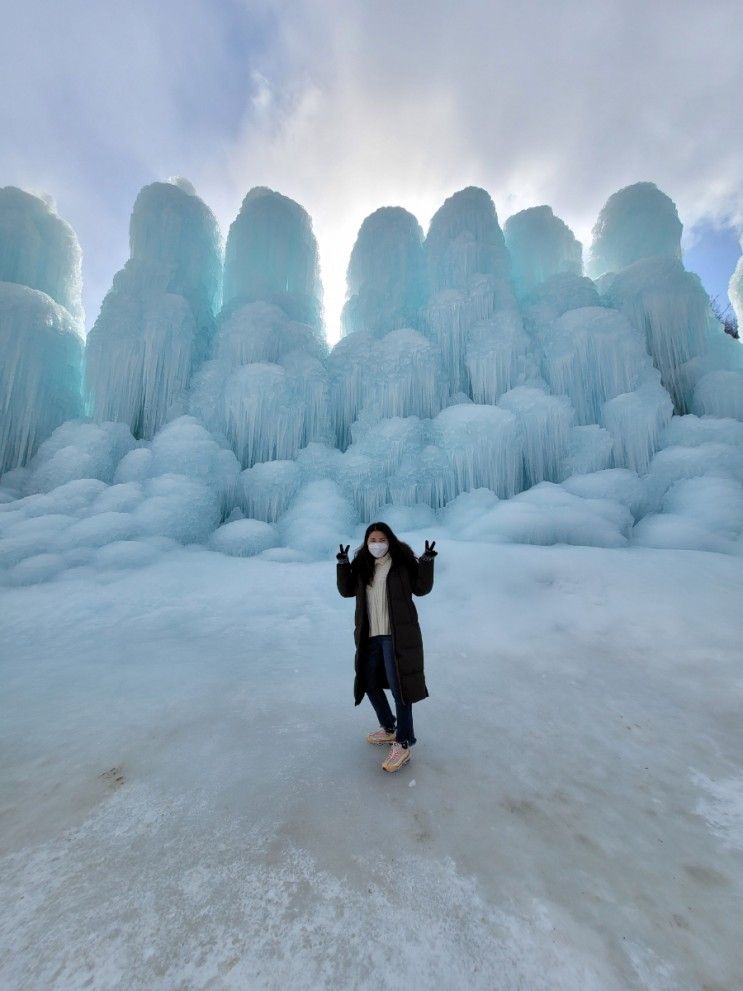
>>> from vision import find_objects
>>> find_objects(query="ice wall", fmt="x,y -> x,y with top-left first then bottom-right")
341,207 -> 425,338
222,187 -> 323,333
587,182 -> 683,279
504,206 -> 582,298
85,179 -> 222,439
0,189 -> 85,474
3,174 -> 743,569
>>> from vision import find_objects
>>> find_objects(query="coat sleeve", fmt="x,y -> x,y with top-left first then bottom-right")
411,555 -> 435,596
336,561 -> 356,598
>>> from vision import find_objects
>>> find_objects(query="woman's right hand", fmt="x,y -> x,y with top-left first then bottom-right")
336,543 -> 350,562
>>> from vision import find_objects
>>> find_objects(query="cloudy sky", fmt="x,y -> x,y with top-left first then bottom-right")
1,0 -> 741,341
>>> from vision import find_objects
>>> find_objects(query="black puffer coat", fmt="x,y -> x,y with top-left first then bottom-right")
337,555 -> 435,706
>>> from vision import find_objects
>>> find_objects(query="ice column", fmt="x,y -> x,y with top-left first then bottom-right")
85,179 -> 222,439
341,207 -> 426,339
587,182 -> 682,279
191,189 -> 331,468
0,188 -> 84,473
222,186 -> 323,334
423,187 -> 516,394
504,206 -> 582,298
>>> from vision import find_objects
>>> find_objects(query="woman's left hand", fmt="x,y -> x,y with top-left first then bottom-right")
422,539 -> 437,558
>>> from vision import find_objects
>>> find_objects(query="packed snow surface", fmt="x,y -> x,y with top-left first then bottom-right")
1,539 -> 741,990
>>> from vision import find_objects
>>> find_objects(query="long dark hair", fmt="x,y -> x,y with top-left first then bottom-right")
351,521 -> 418,587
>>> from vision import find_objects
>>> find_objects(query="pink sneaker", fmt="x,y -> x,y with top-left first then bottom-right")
367,727 -> 396,745
382,742 -> 411,772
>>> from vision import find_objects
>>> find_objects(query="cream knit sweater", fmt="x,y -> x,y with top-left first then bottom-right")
366,551 -> 392,636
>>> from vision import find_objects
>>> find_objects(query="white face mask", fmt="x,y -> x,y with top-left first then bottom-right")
368,541 -> 389,558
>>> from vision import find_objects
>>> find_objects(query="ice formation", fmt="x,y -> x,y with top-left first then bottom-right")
465,310 -> 536,406
1,175 -> 742,574
423,187 -> 516,394
0,186 -> 83,323
497,387 -> 574,487
601,257 -> 711,413
0,189 -> 85,474
85,180 -> 222,439
587,182 -> 683,279
504,206 -> 582,298
342,207 -> 425,339
190,190 -> 330,469
432,404 -> 522,499
222,187 -> 323,333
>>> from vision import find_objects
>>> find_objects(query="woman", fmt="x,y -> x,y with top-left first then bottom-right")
336,522 -> 437,772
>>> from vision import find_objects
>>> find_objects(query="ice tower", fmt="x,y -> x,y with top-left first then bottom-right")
0,187 -> 84,473
587,182 -> 683,279
423,187 -> 516,395
190,187 -> 331,469
504,206 -> 582,298
341,207 -> 426,339
85,179 -> 222,439
589,182 -> 738,415
223,187 -> 323,333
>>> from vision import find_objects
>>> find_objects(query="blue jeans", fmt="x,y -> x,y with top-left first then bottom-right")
364,634 -> 416,747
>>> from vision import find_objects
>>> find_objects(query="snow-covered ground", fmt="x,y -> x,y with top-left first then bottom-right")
1,538 -> 742,990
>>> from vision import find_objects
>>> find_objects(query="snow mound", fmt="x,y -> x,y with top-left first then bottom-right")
208,518 -> 279,557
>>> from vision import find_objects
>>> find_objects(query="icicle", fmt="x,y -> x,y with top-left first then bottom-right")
601,374 -> 673,473
327,332 -> 374,449
542,307 -> 657,426
361,328 -> 447,422
498,387 -> 575,486
423,277 -> 508,394
466,310 -> 536,404
220,363 -> 307,468
603,258 -> 710,413
432,404 -> 522,498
